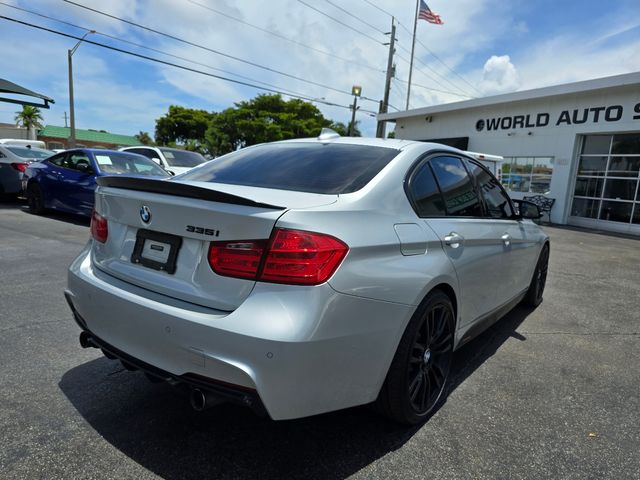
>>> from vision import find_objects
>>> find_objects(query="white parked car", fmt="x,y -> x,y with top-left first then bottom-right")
120,146 -> 206,175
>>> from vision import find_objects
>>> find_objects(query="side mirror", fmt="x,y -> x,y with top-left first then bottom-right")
77,162 -> 93,174
513,200 -> 542,220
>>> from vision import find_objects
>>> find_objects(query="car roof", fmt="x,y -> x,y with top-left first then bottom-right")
68,148 -> 132,155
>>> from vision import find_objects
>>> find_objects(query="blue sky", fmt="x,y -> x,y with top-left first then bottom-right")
0,0 -> 638,139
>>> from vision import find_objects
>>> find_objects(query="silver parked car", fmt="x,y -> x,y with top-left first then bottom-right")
0,145 -> 54,198
65,134 -> 549,424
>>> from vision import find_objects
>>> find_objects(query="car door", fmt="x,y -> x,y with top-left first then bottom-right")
59,151 -> 97,215
38,153 -> 67,209
463,158 -> 540,302
409,154 -> 505,327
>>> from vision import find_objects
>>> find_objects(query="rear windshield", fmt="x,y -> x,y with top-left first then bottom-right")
159,148 -> 206,167
95,152 -> 170,176
7,146 -> 54,159
179,143 -> 400,194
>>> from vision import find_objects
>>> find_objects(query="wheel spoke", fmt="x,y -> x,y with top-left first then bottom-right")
409,371 -> 423,401
418,371 -> 428,410
431,333 -> 453,353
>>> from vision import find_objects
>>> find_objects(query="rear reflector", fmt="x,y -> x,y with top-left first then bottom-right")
90,210 -> 108,243
11,162 -> 29,173
208,228 -> 348,286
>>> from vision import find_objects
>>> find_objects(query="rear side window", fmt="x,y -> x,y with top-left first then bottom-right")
430,156 -> 483,217
410,163 -> 446,216
179,143 -> 400,194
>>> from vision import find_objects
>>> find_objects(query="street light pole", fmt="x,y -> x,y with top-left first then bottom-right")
349,85 -> 362,137
68,31 -> 94,148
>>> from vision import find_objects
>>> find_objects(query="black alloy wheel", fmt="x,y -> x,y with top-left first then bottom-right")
27,184 -> 44,214
407,302 -> 454,414
376,290 -> 454,425
523,244 -> 549,307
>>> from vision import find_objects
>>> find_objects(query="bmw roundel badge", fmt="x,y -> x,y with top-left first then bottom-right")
140,205 -> 151,223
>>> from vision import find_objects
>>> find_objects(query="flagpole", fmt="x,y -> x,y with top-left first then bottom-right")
405,0 -> 420,110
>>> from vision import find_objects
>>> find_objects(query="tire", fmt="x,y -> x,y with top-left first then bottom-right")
523,244 -> 550,308
376,289 -> 455,425
27,184 -> 45,215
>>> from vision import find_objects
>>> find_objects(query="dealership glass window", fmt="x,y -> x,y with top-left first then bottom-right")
571,133 -> 640,225
502,156 -> 554,193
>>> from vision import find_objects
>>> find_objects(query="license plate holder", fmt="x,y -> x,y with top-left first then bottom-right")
131,229 -> 182,274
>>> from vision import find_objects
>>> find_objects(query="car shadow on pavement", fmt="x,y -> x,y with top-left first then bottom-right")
58,305 -> 533,480
0,199 -> 89,226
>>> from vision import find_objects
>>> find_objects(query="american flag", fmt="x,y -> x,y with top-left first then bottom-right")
418,0 -> 444,25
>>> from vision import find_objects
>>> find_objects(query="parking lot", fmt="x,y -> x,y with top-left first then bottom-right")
1,202 -> 639,480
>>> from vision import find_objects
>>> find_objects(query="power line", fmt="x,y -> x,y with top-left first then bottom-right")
396,53 -> 471,98
323,0 -> 385,34
360,0 -> 394,18
394,77 -> 471,98
185,0 -> 383,73
0,15 -> 379,115
396,20 -> 482,96
359,0 -> 482,96
396,43 -> 474,97
296,0 -> 383,46
62,0 -> 379,104
0,2 -> 317,100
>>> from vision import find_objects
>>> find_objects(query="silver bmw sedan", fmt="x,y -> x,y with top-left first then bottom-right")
65,132 -> 548,425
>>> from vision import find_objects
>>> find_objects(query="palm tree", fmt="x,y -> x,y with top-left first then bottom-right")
135,131 -> 154,145
14,105 -> 44,131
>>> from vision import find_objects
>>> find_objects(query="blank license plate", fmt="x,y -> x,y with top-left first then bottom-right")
131,229 -> 182,274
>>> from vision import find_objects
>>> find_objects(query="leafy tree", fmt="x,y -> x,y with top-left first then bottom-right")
387,130 -> 395,139
135,131 -> 154,145
204,94 -> 353,156
155,105 -> 213,145
14,105 -> 43,130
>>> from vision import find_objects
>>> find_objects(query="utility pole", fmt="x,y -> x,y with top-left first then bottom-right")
68,31 -> 94,148
63,111 -> 68,128
377,17 -> 396,138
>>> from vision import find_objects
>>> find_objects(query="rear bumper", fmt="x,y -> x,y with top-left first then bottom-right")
66,247 -> 414,420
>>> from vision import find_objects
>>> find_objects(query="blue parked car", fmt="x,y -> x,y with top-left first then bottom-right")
24,148 -> 171,217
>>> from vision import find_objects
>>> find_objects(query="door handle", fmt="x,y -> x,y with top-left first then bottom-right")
501,233 -> 511,246
444,232 -> 464,248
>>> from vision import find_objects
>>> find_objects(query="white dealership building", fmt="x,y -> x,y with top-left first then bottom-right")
379,72 -> 640,235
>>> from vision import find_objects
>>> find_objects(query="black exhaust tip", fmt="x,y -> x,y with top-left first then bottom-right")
79,331 -> 92,348
190,388 -> 223,411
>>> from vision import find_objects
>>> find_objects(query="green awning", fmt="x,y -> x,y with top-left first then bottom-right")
0,78 -> 54,109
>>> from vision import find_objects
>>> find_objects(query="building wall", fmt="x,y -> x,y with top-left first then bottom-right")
394,84 -> 640,224
0,126 -> 28,140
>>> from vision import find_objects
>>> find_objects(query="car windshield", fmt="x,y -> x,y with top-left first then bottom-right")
159,148 -> 206,167
94,152 -> 170,176
6,146 -> 54,159
179,143 -> 401,194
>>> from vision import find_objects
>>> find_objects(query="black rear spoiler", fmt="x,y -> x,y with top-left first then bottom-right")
96,176 -> 285,210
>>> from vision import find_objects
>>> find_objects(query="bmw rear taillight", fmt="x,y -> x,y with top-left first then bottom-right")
208,240 -> 267,279
90,210 -> 108,243
11,162 -> 29,173
208,228 -> 348,286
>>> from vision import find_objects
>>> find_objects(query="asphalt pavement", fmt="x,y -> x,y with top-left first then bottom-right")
1,201 -> 639,480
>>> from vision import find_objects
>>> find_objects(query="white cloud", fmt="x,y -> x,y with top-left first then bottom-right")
479,55 -> 521,96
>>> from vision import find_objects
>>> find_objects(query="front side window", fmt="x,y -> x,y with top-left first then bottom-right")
66,152 -> 92,171
429,156 -> 483,217
464,159 -> 514,219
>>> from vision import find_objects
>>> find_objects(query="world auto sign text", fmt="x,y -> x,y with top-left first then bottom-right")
475,102 -> 640,132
